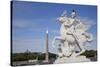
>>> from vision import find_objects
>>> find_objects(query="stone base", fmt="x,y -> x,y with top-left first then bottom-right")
54,56 -> 90,64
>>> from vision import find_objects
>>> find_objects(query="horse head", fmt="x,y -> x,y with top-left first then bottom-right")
57,16 -> 74,28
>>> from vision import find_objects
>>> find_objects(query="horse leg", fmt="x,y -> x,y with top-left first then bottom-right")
75,42 -> 85,57
52,36 -> 66,57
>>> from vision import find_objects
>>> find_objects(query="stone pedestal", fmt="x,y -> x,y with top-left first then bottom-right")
54,55 -> 90,64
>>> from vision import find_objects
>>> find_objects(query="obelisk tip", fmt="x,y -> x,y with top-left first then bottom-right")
46,30 -> 48,34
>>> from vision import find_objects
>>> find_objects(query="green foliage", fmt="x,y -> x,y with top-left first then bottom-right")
81,50 -> 97,58
11,50 -> 97,62
11,52 -> 57,62
12,52 -> 38,62
49,53 -> 57,59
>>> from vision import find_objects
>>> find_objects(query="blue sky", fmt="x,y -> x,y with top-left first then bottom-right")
12,1 -> 97,53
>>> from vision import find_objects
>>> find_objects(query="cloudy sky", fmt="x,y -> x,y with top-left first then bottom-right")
12,1 -> 97,53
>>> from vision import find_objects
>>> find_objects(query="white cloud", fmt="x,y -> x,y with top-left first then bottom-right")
85,36 -> 97,50
12,16 -> 97,53
13,17 -> 56,31
13,19 -> 34,29
12,38 -> 46,53
77,16 -> 96,26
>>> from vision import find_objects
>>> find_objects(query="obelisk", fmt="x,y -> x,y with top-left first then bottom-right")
45,30 -> 49,62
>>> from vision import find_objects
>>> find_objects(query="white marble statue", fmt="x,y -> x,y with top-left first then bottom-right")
52,10 -> 93,63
